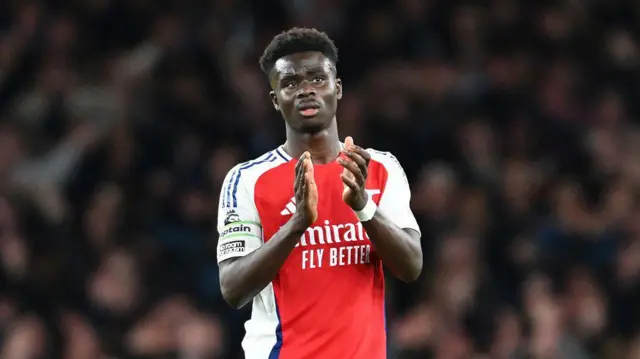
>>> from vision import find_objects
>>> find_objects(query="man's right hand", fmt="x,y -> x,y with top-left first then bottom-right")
218,152 -> 319,308
292,152 -> 318,230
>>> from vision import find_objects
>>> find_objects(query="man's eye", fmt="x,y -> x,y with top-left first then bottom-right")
313,77 -> 324,83
285,82 -> 297,88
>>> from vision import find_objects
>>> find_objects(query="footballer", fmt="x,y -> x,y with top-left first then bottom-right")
216,27 -> 422,359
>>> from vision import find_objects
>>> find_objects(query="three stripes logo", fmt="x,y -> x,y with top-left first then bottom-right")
279,189 -> 381,216
280,197 -> 297,215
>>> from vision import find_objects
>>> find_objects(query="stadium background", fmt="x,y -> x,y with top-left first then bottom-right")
1,0 -> 640,358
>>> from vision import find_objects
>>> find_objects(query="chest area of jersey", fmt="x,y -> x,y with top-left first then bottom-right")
254,162 -> 385,267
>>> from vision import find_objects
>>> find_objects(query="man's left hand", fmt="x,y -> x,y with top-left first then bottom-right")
338,136 -> 371,211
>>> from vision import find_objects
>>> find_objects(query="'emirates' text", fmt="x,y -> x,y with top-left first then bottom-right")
296,220 -> 372,269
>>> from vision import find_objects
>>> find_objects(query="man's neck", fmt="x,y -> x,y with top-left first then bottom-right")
284,119 -> 341,164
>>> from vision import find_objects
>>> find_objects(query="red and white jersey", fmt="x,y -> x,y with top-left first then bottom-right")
216,144 -> 420,359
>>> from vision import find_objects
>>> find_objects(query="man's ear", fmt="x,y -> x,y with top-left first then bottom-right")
270,91 -> 280,111
336,78 -> 343,100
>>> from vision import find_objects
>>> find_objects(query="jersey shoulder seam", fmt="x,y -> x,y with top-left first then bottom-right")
222,149 -> 288,208
366,148 -> 402,169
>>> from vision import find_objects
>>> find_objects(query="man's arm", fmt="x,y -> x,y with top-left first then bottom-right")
361,216 -> 422,282
338,139 -> 422,282
218,152 -> 318,309
219,216 -> 306,309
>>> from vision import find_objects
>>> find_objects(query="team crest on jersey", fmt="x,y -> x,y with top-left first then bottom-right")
224,209 -> 241,225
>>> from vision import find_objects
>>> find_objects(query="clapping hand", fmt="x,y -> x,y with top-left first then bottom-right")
338,136 -> 371,211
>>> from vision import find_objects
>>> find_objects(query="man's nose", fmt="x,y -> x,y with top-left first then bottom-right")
296,80 -> 316,98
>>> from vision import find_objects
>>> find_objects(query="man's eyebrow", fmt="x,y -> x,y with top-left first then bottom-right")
272,65 -> 331,85
278,72 -> 298,82
305,66 -> 326,72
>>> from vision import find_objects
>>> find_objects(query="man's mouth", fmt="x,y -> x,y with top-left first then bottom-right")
296,102 -> 321,117
300,108 -> 320,116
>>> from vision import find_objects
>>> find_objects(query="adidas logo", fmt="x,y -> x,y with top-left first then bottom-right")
279,189 -> 381,216
280,197 -> 297,215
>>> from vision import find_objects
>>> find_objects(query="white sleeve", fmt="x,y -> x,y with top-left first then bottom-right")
216,165 -> 263,263
376,152 -> 421,234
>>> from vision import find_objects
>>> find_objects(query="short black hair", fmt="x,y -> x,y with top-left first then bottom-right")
259,27 -> 338,75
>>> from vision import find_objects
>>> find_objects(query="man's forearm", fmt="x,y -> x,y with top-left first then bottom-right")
362,211 -> 422,282
219,216 -> 307,308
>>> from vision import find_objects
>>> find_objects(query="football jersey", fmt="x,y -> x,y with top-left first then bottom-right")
216,144 -> 420,359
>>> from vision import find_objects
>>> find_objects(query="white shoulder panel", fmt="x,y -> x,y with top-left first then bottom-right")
216,150 -> 288,263
367,149 -> 420,234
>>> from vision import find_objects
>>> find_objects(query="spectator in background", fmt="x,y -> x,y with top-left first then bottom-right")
1,0 -> 640,358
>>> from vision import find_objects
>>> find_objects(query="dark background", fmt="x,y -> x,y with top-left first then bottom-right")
1,0 -> 640,358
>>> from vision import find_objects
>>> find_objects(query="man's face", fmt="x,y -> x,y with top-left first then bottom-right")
270,51 -> 342,134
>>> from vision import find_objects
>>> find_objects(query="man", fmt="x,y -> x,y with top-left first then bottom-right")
216,27 -> 422,359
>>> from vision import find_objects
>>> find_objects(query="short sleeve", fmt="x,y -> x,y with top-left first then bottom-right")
216,165 -> 263,263
375,152 -> 421,234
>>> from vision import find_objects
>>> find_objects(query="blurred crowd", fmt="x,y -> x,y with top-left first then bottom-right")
1,0 -> 640,358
